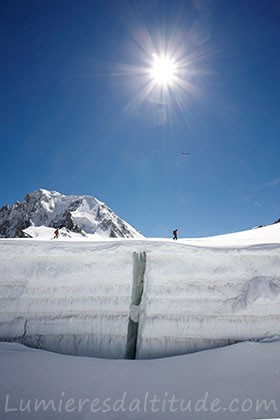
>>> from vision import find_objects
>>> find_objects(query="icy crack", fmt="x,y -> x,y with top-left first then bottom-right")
125,251 -> 146,359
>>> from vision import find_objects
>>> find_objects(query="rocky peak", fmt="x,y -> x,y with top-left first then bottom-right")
0,189 -> 142,239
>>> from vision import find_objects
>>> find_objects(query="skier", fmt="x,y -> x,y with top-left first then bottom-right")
54,228 -> 59,239
173,229 -> 178,240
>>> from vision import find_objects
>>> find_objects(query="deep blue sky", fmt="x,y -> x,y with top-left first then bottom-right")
1,0 -> 280,238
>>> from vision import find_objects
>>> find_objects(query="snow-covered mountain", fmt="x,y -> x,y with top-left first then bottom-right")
0,189 -> 143,239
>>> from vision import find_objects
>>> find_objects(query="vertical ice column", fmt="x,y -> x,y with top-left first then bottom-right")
125,251 -> 146,359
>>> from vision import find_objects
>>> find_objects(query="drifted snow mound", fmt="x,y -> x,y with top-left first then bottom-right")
1,225 -> 280,359
0,189 -> 143,239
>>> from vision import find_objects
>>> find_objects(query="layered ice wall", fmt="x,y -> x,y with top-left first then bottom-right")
138,242 -> 280,358
1,233 -> 280,359
0,241 -> 135,358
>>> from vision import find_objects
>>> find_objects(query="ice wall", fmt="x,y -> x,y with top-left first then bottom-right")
137,243 -> 280,358
1,239 -> 280,359
0,241 -> 134,358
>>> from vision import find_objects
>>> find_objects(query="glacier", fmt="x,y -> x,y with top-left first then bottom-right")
1,223 -> 280,359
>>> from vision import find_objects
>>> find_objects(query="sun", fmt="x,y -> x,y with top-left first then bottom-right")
150,53 -> 177,87
107,33 -> 202,124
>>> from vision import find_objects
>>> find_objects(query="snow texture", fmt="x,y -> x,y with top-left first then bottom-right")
1,222 -> 280,359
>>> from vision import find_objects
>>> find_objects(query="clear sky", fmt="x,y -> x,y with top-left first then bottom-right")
1,0 -> 280,238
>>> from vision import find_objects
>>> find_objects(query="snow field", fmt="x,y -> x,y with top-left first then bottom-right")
1,340 -> 280,420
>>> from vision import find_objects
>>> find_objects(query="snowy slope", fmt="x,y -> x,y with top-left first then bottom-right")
1,223 -> 280,359
0,340 -> 280,420
0,189 -> 143,239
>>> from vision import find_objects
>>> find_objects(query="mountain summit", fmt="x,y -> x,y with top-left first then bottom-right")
0,189 -> 143,239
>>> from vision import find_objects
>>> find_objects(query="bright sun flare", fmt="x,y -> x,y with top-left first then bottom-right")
150,53 -> 177,87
